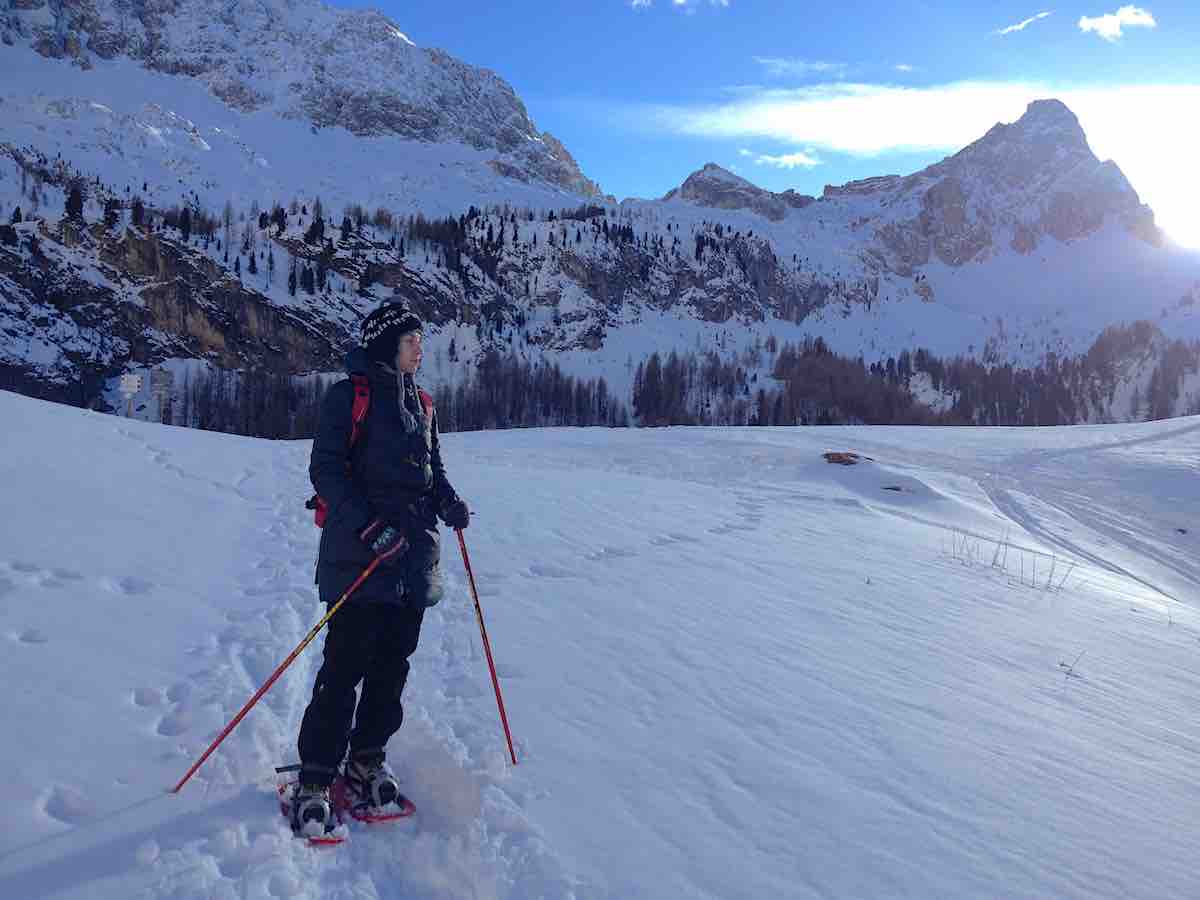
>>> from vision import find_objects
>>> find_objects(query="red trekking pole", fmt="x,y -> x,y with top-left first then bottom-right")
170,556 -> 383,793
456,528 -> 518,765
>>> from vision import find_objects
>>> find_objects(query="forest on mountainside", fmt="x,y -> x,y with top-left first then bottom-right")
629,322 -> 1200,428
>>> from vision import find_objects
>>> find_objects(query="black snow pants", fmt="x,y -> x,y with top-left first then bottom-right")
297,600 -> 425,786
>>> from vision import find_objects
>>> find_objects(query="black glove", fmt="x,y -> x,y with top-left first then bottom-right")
359,518 -> 408,564
439,497 -> 470,530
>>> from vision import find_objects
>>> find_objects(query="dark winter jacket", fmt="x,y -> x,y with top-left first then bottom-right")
310,348 -> 459,608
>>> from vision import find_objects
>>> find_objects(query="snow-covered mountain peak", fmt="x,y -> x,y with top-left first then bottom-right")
699,162 -> 753,185
939,97 -> 1100,185
662,162 -> 815,221
1013,98 -> 1086,141
903,97 -> 1154,253
0,0 -> 602,197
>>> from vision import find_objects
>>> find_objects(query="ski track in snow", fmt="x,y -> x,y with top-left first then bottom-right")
976,419 -> 1200,609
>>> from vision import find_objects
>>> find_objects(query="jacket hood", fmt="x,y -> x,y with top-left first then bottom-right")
345,346 -> 412,392
345,346 -> 369,376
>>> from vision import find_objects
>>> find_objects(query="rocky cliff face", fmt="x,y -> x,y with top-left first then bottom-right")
1,0 -> 602,197
0,213 -> 344,407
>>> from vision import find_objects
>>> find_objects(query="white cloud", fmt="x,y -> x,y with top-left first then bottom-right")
895,64 -> 916,73
736,147 -> 821,168
753,151 -> 822,169
995,11 -> 1052,35
630,0 -> 728,8
754,57 -> 848,79
649,81 -> 1042,154
1078,5 -> 1156,41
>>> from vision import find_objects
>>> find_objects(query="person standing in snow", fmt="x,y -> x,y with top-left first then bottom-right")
291,302 -> 471,833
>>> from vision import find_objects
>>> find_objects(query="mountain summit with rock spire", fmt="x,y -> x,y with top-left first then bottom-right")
662,98 -> 1159,274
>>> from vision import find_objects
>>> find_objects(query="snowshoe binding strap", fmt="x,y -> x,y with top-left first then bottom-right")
290,783 -> 334,836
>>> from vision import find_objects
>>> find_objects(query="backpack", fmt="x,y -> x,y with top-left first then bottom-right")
306,374 -> 435,528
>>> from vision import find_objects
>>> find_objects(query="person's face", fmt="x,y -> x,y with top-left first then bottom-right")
395,331 -> 422,374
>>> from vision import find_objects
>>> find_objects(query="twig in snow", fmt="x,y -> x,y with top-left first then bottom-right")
1058,650 -> 1085,679
1053,562 -> 1076,592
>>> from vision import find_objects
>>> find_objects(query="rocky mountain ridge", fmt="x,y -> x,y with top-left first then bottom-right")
662,100 -> 1160,280
3,9 -> 1200,426
1,0 -> 602,198
663,163 -> 816,222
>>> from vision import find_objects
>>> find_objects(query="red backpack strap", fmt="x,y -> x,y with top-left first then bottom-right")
349,374 -> 371,447
418,388 -> 434,419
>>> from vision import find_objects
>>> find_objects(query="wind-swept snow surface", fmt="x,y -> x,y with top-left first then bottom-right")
2,390 -> 1200,898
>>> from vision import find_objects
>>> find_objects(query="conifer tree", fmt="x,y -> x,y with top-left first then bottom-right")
304,215 -> 324,244
66,185 -> 84,221
10,206 -> 21,225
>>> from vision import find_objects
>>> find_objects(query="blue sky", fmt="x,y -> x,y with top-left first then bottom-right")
361,2 -> 1199,246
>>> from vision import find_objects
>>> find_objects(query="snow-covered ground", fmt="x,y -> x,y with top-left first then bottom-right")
3,389 -> 1200,899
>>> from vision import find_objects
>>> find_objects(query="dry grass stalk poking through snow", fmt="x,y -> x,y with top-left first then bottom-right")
941,529 -> 1077,592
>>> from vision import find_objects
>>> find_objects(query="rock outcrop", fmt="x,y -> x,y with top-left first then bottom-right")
0,217 -> 344,407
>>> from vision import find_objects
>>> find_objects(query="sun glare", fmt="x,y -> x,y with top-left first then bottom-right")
1160,214 -> 1200,251
1068,88 -> 1200,251
1105,162 -> 1200,250
1091,140 -> 1200,250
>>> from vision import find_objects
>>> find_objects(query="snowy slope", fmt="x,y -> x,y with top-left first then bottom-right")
3,390 -> 1200,898
0,43 -> 590,223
